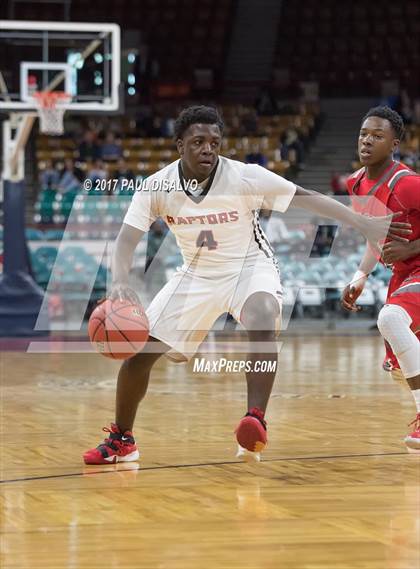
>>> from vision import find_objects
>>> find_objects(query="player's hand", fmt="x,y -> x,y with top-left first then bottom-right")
341,276 -> 366,312
358,212 -> 412,245
381,239 -> 416,264
109,284 -> 141,305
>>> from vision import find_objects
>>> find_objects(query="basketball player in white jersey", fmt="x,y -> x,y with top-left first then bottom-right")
83,106 -> 411,464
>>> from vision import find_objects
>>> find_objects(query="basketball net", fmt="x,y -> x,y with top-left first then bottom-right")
33,91 -> 71,136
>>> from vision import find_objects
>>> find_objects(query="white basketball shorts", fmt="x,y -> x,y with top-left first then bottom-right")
145,257 -> 283,362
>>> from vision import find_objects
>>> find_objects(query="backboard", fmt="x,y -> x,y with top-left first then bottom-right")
0,20 -> 121,113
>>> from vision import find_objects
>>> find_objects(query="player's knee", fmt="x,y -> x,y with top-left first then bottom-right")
377,306 -> 391,340
377,304 -> 411,343
241,292 -> 279,331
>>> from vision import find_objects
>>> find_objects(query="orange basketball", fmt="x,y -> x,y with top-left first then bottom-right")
88,299 -> 149,360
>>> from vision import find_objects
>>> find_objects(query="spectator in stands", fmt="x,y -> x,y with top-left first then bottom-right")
401,148 -> 419,172
87,160 -> 108,185
280,128 -> 305,166
101,132 -> 123,161
139,114 -> 165,137
228,114 -> 241,137
115,158 -> 135,190
245,143 -> 267,167
57,159 -> 84,193
241,109 -> 258,135
163,116 -> 175,138
78,130 -> 101,162
400,128 -> 420,172
39,159 -> 60,189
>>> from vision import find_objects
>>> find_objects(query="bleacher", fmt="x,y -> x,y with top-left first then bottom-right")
1,87 -> 395,322
36,106 -> 318,175
23,98 -> 398,322
400,124 -> 420,171
33,104 -> 320,230
275,0 -> 420,96
19,219 -> 392,323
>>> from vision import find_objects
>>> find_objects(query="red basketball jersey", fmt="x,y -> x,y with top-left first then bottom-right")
346,161 -> 420,274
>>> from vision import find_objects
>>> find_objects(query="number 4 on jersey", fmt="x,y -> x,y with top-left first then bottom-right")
196,230 -> 218,250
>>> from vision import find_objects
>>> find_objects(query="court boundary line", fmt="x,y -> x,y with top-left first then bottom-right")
0,451 -> 409,484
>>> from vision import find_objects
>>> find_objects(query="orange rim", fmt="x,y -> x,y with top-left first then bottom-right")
33,91 -> 71,108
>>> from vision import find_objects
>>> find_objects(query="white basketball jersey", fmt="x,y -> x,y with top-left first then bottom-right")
124,156 -> 296,275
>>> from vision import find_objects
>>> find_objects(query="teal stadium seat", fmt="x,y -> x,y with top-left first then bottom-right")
60,188 -> 79,220
39,246 -> 108,300
25,228 -> 44,241
30,246 -> 58,288
44,229 -> 65,241
34,188 -> 57,223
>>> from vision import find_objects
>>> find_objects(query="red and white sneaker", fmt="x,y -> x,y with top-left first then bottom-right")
83,423 -> 140,465
404,413 -> 420,454
383,357 -> 405,382
235,407 -> 267,462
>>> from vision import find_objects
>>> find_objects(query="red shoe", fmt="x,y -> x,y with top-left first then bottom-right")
83,423 -> 140,465
382,356 -> 400,373
235,407 -> 267,460
404,413 -> 420,454
383,357 -> 405,382
383,342 -> 399,373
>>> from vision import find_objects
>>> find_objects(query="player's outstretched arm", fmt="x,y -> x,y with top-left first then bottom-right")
291,185 -> 412,244
110,223 -> 145,303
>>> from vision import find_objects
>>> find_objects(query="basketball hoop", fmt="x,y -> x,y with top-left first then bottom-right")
33,91 -> 71,135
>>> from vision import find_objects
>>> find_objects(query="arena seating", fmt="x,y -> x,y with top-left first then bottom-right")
30,244 -> 108,304
35,105 -> 319,180
32,104 -> 320,234
274,0 -> 420,96
25,224 -> 391,321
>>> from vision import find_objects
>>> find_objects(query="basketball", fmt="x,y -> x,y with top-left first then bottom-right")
88,299 -> 149,360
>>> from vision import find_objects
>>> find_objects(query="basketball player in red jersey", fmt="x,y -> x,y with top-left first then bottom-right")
83,106 -> 410,465
342,106 -> 420,453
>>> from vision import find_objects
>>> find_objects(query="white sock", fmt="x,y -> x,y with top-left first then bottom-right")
410,388 -> 420,414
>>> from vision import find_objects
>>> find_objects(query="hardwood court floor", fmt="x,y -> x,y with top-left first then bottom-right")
1,334 -> 419,569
